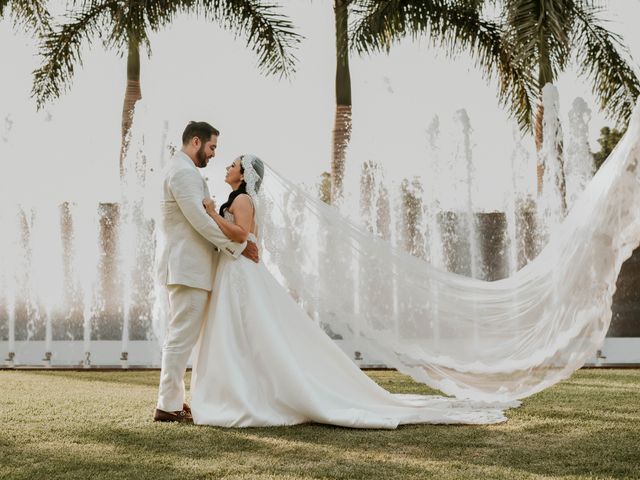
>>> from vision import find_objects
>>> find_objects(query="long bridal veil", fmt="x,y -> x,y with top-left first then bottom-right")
252,99 -> 640,403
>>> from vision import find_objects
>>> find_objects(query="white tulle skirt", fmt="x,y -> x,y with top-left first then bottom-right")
190,254 -> 516,428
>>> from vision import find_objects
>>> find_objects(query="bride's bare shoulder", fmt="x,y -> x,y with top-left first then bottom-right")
229,193 -> 254,213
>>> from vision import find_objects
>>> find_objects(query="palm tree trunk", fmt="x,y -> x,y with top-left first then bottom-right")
331,0 -> 352,203
534,102 -> 544,192
120,36 -> 142,179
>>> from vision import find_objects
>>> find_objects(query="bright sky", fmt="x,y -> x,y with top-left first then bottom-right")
1,0 -> 639,209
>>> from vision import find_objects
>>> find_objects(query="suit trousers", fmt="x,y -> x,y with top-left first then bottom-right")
157,284 -> 210,412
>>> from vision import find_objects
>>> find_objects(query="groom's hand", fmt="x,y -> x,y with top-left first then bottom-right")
242,241 -> 260,263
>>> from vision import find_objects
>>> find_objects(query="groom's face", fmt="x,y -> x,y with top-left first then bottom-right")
195,134 -> 218,168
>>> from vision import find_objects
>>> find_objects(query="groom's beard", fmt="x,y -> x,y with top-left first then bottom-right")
196,145 -> 208,168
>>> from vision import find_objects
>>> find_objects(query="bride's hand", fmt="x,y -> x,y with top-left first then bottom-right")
203,197 -> 216,214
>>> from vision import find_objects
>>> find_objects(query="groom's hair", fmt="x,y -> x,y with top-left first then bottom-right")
182,121 -> 220,145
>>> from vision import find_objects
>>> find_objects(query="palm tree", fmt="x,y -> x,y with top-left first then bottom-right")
501,0 -> 640,191
0,0 -> 50,33
331,0 -> 352,203
32,0 -> 301,177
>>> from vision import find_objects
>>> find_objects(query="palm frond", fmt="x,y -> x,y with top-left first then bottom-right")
351,0 -> 497,59
2,0 -> 51,35
351,0 -> 537,130
350,0 -> 409,55
143,0 -> 193,31
190,0 -> 302,79
31,1 -> 118,109
491,32 -> 538,131
106,1 -> 151,54
503,0 -> 575,80
571,3 -> 640,128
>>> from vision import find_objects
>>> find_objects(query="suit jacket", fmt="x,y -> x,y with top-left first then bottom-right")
156,151 -> 246,291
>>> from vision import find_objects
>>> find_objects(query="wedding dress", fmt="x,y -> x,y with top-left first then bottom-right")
189,97 -> 640,424
191,211 -> 515,428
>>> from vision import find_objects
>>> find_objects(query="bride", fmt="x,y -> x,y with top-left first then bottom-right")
189,154 -> 515,428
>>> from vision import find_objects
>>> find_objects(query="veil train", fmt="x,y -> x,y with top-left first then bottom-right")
253,98 -> 640,403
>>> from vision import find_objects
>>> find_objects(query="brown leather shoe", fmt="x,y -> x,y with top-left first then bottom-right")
153,407 -> 193,423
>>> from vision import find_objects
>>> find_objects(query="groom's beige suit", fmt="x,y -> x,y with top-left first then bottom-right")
156,151 -> 245,412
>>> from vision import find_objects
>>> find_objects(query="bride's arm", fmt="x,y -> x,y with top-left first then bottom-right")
203,195 -> 253,243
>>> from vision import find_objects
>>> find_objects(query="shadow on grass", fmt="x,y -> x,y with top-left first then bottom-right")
0,436 -> 190,480
60,411 -> 640,480
66,423 -> 483,479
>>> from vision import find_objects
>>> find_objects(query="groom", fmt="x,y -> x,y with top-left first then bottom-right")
154,121 -> 259,422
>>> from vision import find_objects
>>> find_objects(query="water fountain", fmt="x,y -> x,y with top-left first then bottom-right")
0,102 -> 165,367
364,86 -> 594,288
0,85 -> 637,367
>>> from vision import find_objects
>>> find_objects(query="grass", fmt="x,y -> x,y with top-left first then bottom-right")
0,369 -> 639,480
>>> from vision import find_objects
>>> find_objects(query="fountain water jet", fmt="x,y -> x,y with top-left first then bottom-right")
565,97 -> 595,210
537,84 -> 567,245
30,202 -> 65,366
71,201 -> 101,368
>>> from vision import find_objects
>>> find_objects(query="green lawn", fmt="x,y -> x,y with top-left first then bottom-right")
0,369 -> 638,480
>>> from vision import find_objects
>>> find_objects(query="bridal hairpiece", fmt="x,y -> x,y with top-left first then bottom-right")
241,154 -> 261,199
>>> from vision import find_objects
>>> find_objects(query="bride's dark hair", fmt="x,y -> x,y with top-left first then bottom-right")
218,155 -> 264,215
